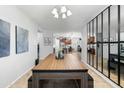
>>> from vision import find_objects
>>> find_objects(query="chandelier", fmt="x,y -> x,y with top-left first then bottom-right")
51,6 -> 72,19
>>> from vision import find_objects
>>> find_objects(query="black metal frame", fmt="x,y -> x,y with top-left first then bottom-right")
92,20 -> 94,67
96,16 -> 98,70
87,5 -> 124,87
101,12 -> 103,73
108,6 -> 111,78
117,5 -> 120,85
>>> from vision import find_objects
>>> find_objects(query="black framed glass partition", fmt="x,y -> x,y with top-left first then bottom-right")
110,5 -> 118,84
109,43 -> 118,83
97,14 -> 102,72
87,5 -> 124,87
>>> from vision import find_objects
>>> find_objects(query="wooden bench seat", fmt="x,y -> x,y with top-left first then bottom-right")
28,74 -> 94,88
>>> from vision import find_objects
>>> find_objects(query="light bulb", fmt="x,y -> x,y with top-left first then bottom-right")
54,14 -> 59,19
61,6 -> 67,13
62,13 -> 66,19
67,10 -> 72,16
51,8 -> 58,15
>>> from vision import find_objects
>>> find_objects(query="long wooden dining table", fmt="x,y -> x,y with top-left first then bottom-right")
32,53 -> 89,88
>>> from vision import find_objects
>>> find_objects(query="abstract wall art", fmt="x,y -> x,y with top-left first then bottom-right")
44,37 -> 52,46
0,19 -> 10,58
16,26 -> 29,54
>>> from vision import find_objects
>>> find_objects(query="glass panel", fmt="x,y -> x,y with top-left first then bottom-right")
93,19 -> 97,68
103,9 -> 109,76
87,23 -> 90,64
97,14 -> 102,71
90,44 -> 93,66
93,44 -> 97,68
110,43 -> 118,83
87,44 -> 90,64
89,21 -> 93,66
103,43 -> 108,76
87,24 -> 90,39
110,6 -> 118,42
120,32 -> 124,41
103,9 -> 108,42
98,43 -> 102,71
89,44 -> 92,65
120,5 -> 124,87
120,43 -> 124,87
94,19 -> 96,42
92,21 -> 94,37
90,22 -> 93,37
109,5 -> 118,84
89,22 -> 91,37
97,14 -> 102,42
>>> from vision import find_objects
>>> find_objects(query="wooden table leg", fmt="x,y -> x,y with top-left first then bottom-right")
32,73 -> 39,88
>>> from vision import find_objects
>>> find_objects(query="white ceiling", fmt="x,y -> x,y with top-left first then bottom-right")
17,5 -> 107,32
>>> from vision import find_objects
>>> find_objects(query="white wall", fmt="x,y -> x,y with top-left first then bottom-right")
37,32 -> 53,59
0,6 -> 38,87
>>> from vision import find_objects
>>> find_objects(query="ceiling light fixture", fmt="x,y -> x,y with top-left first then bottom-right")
51,6 -> 72,19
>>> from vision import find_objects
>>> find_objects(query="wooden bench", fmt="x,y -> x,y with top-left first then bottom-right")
28,74 -> 94,88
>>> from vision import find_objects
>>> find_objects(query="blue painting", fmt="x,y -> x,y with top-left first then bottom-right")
0,19 -> 10,58
16,26 -> 29,54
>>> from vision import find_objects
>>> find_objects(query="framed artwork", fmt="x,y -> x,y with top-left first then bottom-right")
16,26 -> 29,54
44,37 -> 52,46
0,19 -> 10,58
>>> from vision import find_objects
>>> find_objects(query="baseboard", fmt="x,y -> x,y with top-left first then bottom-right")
82,60 -> 121,88
39,56 -> 47,61
40,58 -> 44,61
6,65 -> 35,88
